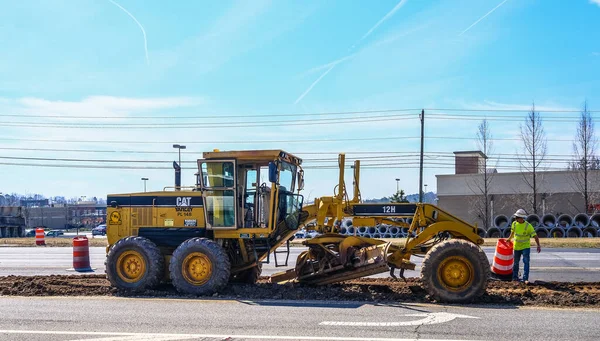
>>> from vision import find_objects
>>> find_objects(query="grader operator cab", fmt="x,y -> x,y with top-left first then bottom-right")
105,149 -> 489,303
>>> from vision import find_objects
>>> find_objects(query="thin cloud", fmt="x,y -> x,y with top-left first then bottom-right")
591,0 -> 600,7
459,100 -> 577,112
459,0 -> 508,36
358,0 -> 409,45
107,0 -> 150,65
294,64 -> 337,105
299,54 -> 357,78
294,0 -> 409,104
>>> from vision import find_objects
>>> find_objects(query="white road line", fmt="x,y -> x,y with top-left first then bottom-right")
320,312 -> 479,327
0,330 -> 479,341
69,336 -> 194,341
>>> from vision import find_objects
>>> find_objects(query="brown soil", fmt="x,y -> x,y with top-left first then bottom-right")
1,275 -> 598,307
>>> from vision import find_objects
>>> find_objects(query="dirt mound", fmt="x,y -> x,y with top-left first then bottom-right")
0,275 -> 598,307
0,275 -> 114,296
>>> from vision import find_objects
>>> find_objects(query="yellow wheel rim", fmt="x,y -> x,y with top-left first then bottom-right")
437,256 -> 474,291
116,250 -> 146,283
182,252 -> 212,285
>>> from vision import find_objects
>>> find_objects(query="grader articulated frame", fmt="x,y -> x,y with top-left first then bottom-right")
104,150 -> 489,303
273,154 -> 489,302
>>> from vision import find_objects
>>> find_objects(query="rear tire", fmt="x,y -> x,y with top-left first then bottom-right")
421,239 -> 489,303
169,238 -> 231,295
105,237 -> 164,292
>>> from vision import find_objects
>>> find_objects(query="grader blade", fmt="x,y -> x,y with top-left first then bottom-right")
271,238 -> 393,285
298,262 -> 389,285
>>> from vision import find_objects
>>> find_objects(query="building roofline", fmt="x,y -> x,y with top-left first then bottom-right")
453,150 -> 487,159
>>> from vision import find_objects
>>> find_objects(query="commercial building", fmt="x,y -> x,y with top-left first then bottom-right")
436,151 -> 600,229
23,201 -> 106,229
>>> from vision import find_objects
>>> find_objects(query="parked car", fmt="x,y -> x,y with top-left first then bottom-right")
46,230 -> 64,237
305,230 -> 319,239
92,224 -> 107,236
294,231 -> 306,239
25,229 -> 36,237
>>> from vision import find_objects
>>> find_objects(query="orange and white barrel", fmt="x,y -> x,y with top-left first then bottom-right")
491,238 -> 514,276
35,228 -> 45,246
72,236 -> 93,272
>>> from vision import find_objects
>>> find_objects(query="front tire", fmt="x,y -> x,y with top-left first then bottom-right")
105,237 -> 164,292
169,238 -> 231,295
421,239 -> 489,303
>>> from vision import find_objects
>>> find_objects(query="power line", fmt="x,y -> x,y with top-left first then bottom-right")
0,135 -> 582,144
0,147 -> 589,158
0,108 -> 420,119
0,114 -> 417,129
1,107 -> 597,121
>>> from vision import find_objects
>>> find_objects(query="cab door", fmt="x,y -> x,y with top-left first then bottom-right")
198,159 -> 238,230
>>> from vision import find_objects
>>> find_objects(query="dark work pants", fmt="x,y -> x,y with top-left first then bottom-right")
513,248 -> 531,281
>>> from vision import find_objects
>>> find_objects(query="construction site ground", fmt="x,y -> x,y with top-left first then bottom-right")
0,274 -> 598,308
3,237 -> 600,248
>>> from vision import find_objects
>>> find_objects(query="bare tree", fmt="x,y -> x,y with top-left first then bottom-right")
518,103 -> 547,215
467,119 -> 495,229
569,101 -> 599,213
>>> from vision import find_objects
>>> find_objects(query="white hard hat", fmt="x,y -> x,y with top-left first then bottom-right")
513,209 -> 527,219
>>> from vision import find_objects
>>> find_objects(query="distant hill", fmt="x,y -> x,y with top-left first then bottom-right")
363,192 -> 437,204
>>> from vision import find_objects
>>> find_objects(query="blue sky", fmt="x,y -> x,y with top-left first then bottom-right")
1,0 -> 600,201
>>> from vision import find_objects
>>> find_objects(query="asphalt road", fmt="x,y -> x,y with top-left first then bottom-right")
0,296 -> 598,341
0,246 -> 599,281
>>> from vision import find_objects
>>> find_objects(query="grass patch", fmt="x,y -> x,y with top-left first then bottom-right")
0,237 -> 108,248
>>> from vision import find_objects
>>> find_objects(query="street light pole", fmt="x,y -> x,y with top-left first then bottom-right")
172,144 -> 187,191
141,178 -> 149,192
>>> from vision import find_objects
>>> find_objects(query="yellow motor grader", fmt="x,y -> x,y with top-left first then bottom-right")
105,149 -> 489,302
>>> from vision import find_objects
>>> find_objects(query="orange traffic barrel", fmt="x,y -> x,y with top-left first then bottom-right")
491,238 -> 514,276
72,236 -> 93,272
35,228 -> 45,246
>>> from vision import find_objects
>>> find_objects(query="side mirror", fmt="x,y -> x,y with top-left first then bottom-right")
268,162 -> 278,183
298,169 -> 305,191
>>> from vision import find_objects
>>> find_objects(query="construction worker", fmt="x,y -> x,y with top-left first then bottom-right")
507,209 -> 541,283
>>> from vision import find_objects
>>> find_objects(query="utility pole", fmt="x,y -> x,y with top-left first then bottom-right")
141,178 -> 149,192
395,178 -> 400,193
419,109 -> 425,203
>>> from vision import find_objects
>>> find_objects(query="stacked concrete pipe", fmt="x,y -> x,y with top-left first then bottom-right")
340,226 -> 348,235
486,227 -> 502,238
494,215 -> 510,230
583,225 -> 598,237
590,213 -> 600,229
567,225 -> 583,238
389,226 -> 400,238
378,225 -> 389,235
557,214 -> 573,229
564,213 -> 588,238
542,214 -> 557,229
550,226 -> 566,238
526,214 -> 540,228
476,227 -> 486,238
535,226 -> 550,238
574,213 -> 590,229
